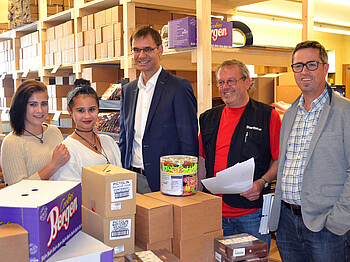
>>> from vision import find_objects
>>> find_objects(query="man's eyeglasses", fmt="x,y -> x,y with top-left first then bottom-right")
132,46 -> 159,54
216,77 -> 245,88
291,61 -> 325,73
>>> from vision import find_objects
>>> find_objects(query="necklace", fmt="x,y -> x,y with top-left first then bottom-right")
75,128 -> 94,133
74,129 -> 110,164
75,129 -> 98,150
24,125 -> 44,143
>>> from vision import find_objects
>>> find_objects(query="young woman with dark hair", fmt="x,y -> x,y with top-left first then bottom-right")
1,80 -> 70,185
52,79 -> 122,181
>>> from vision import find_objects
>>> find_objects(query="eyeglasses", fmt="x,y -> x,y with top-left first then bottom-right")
291,61 -> 325,73
217,77 -> 245,88
132,46 -> 159,54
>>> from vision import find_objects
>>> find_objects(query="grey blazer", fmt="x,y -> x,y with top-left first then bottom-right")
269,88 -> 350,236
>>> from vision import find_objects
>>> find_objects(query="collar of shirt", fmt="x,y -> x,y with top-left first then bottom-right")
137,66 -> 163,91
298,87 -> 329,113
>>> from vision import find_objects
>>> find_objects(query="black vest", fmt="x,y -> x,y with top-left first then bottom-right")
199,99 -> 273,208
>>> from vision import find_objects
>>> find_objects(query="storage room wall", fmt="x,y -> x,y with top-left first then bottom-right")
0,0 -> 8,23
241,19 -> 349,85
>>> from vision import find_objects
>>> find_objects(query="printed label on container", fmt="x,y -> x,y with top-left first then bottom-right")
110,219 -> 131,240
110,179 -> 133,202
114,245 -> 125,255
215,251 -> 222,261
233,248 -> 245,257
135,251 -> 163,262
161,173 -> 183,196
111,202 -> 122,210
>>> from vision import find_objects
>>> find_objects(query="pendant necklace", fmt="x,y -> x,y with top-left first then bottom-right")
24,125 -> 44,143
74,129 -> 110,164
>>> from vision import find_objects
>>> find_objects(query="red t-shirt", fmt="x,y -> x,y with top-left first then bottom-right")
199,105 -> 282,218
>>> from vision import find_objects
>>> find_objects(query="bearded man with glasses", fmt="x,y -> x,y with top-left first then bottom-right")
198,59 -> 282,251
119,25 -> 198,193
269,40 -> 350,261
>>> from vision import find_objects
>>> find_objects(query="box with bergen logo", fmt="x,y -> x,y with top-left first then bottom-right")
214,233 -> 267,261
168,17 -> 233,49
0,180 -> 82,262
82,164 -> 136,217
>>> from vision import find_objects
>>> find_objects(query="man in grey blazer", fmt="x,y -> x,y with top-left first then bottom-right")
269,40 -> 350,261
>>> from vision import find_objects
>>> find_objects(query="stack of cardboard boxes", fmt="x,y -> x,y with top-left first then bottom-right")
81,67 -> 123,97
0,39 -> 14,74
81,164 -> 137,258
47,80 -> 72,111
142,191 -> 223,262
0,78 -> 14,108
45,20 -> 75,66
19,31 -> 41,70
77,5 -> 123,62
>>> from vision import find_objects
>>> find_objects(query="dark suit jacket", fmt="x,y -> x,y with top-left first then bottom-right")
119,69 -> 199,191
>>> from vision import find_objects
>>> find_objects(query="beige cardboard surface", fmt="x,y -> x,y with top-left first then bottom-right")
82,164 -> 136,218
0,223 -> 29,262
172,235 -> 203,262
187,191 -> 222,233
135,193 -> 173,243
135,238 -> 172,253
82,206 -> 135,257
145,191 -> 203,240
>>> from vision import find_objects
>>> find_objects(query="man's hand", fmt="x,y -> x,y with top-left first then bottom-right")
240,179 -> 264,201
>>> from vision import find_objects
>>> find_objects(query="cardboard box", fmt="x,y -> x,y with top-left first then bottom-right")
276,85 -> 300,104
102,25 -> 113,42
214,233 -> 268,261
135,8 -> 148,25
107,41 -> 114,58
88,14 -> 94,30
82,164 -> 136,217
172,235 -> 203,262
99,10 -> 106,27
0,224 -> 29,262
168,17 -> 233,49
135,194 -> 173,243
82,16 -> 88,32
50,84 -> 72,97
91,82 -> 114,97
111,6 -> 123,23
55,23 -> 63,39
0,180 -> 82,262
187,191 -> 222,233
82,67 -> 121,83
114,22 -> 122,39
96,27 -> 102,44
125,249 -> 180,262
203,229 -> 223,262
82,206 -> 135,257
135,238 -> 172,253
145,191 -> 203,240
46,231 -> 113,262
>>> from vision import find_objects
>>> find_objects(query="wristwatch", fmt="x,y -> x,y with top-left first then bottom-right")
260,178 -> 269,188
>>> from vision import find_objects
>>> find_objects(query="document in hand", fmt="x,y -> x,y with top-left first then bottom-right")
201,157 -> 254,194
259,193 -> 275,235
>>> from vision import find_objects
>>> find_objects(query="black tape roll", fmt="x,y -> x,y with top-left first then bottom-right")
231,21 -> 253,46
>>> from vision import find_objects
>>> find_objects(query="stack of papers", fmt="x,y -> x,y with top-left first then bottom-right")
259,193 -> 275,235
201,158 -> 255,194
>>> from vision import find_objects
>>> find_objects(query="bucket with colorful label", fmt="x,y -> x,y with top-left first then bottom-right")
160,155 -> 198,196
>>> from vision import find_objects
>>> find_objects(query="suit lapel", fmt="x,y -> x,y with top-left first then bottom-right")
304,95 -> 331,168
144,69 -> 168,133
129,82 -> 139,136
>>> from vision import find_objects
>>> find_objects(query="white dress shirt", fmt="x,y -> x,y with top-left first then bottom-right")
131,66 -> 162,168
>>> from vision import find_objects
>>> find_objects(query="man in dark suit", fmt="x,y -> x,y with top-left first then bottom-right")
119,26 -> 198,193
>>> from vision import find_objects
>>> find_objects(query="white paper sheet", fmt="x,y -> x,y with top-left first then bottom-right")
201,157 -> 255,194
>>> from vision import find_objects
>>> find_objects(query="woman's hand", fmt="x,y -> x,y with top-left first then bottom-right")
51,144 -> 70,168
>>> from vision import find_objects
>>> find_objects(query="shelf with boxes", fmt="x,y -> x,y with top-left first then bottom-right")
41,9 -> 75,69
76,1 -> 123,67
